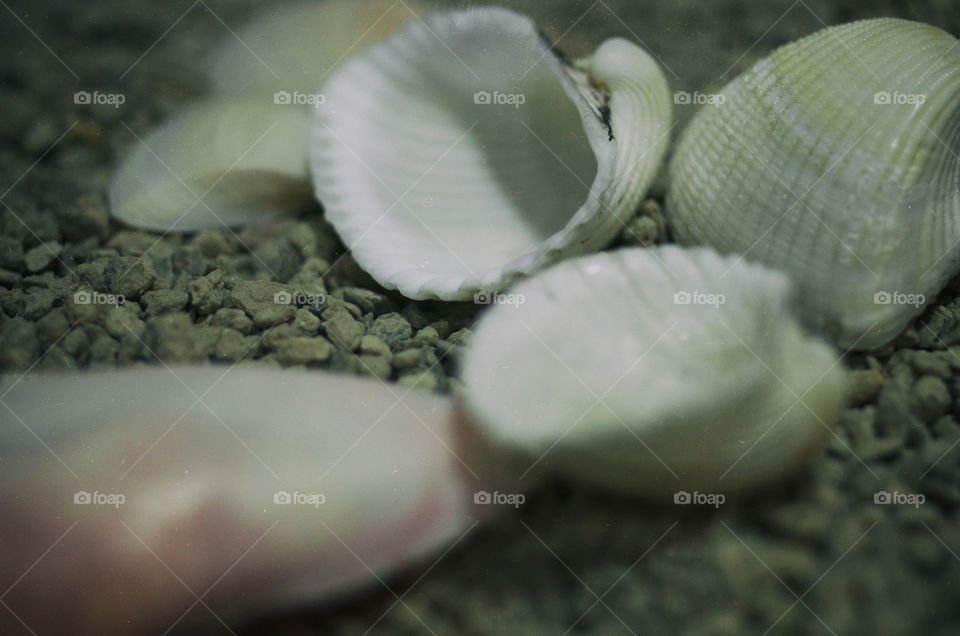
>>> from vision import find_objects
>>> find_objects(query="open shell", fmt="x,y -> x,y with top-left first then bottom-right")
310,7 -> 672,301
667,18 -> 960,350
461,246 -> 845,497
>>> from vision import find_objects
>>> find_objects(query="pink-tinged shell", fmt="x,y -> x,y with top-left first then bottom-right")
0,368 -> 490,634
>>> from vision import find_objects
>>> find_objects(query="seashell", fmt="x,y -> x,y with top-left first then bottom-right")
460,246 -> 845,497
310,7 -> 672,301
204,0 -> 424,98
0,369 -> 494,633
667,18 -> 960,350
109,99 -> 313,231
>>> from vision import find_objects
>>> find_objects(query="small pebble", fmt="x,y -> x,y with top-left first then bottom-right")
322,305 -> 364,350
911,376 -> 951,423
276,337 -> 333,366
24,241 -> 62,273
368,312 -> 413,349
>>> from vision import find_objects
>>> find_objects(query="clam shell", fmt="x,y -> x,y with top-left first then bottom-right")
310,7 -> 672,301
667,18 -> 960,350
109,99 -> 312,231
461,246 -> 844,497
204,0 -> 423,97
0,369 -> 490,633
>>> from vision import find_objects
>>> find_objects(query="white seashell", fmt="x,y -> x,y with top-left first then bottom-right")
310,7 -> 672,301
0,368 -> 492,633
667,18 -> 960,350
204,0 -> 424,98
109,99 -> 312,231
460,246 -> 845,497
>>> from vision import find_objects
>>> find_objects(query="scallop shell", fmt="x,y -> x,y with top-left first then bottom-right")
667,18 -> 960,350
0,368 -> 492,633
310,7 -> 672,301
461,246 -> 844,497
109,99 -> 312,231
204,0 -> 423,97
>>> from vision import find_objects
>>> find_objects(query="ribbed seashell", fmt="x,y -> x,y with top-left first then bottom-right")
109,99 -> 312,231
0,369 -> 493,634
667,18 -> 960,350
461,246 -> 844,497
204,0 -> 423,97
310,7 -> 672,301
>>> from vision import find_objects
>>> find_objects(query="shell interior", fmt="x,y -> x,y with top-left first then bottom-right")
311,7 -> 670,300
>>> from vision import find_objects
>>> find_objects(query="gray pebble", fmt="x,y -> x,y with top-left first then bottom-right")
22,288 -> 56,320
188,270 -> 225,316
213,328 -> 251,362
392,348 -> 422,370
911,376 -> 951,423
276,337 -> 333,366
141,289 -> 189,316
368,312 -> 413,349
230,280 -> 295,328
341,287 -> 392,316
0,316 -> 39,369
359,334 -> 391,358
358,354 -> 391,379
103,303 -> 145,340
192,230 -> 236,258
36,308 -> 69,346
144,313 -> 204,362
0,268 -> 20,287
847,369 -> 883,406
322,305 -> 364,350
206,308 -> 253,335
910,350 -> 951,379
104,256 -> 156,301
293,307 -> 321,334
24,241 -> 62,273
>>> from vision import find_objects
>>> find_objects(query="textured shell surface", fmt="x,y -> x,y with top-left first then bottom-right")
109,99 -> 312,231
0,369 -> 488,633
668,18 -> 960,351
204,0 -> 424,97
310,7 -> 672,301
461,246 -> 844,496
